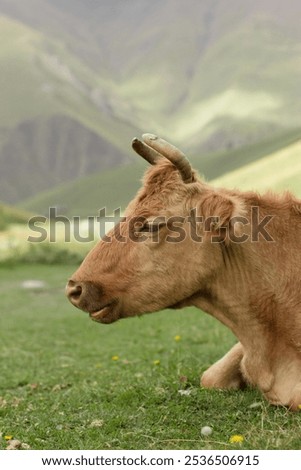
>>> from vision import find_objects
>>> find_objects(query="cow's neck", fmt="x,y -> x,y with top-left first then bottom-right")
192,241 -> 255,338
188,240 -> 277,391
192,238 -> 281,356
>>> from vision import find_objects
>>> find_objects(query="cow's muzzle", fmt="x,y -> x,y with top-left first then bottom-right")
65,279 -> 105,313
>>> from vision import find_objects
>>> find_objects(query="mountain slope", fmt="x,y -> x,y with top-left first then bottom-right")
21,161 -> 147,218
0,0 -> 300,208
21,129 -> 301,217
1,115 -> 132,204
1,0 -> 300,151
0,15 -> 141,203
212,139 -> 301,198
0,202 -> 31,230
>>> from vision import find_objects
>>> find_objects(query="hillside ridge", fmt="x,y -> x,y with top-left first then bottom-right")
0,0 -> 300,208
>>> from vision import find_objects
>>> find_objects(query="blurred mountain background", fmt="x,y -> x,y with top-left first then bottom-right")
0,0 -> 300,217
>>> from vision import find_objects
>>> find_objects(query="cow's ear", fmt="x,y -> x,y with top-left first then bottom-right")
199,191 -> 245,242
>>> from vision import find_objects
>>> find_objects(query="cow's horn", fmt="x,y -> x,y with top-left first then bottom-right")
132,138 -> 162,165
142,133 -> 193,183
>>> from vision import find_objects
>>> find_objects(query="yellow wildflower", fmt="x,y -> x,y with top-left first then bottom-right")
111,355 -> 119,361
174,335 -> 181,342
153,360 -> 160,366
229,434 -> 244,444
4,435 -> 13,441
298,404 -> 301,410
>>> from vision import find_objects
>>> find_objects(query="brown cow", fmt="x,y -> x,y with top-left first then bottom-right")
66,134 -> 301,410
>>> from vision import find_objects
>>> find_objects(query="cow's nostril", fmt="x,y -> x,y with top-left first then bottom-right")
70,284 -> 82,299
66,279 -> 104,313
66,280 -> 83,305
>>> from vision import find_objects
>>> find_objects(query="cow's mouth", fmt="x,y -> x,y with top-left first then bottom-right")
89,301 -> 119,324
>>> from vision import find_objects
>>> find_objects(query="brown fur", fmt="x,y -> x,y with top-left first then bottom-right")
66,153 -> 301,410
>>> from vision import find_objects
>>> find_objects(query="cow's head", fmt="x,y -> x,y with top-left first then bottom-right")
66,134 -> 244,323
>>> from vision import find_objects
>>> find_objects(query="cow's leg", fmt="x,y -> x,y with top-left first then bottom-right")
201,342 -> 247,390
289,383 -> 301,411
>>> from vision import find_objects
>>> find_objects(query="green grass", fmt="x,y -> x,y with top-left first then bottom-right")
1,264 -> 301,450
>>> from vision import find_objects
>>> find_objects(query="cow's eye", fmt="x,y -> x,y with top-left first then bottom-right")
140,223 -> 164,233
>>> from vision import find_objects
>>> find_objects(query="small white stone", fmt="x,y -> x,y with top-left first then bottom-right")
21,443 -> 30,449
201,426 -> 213,436
21,280 -> 46,289
6,439 -> 22,450
249,401 -> 262,409
89,419 -> 104,428
178,389 -> 192,396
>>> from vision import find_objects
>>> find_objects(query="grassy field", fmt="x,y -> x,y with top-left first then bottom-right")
1,263 -> 301,450
1,129 -> 301,451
